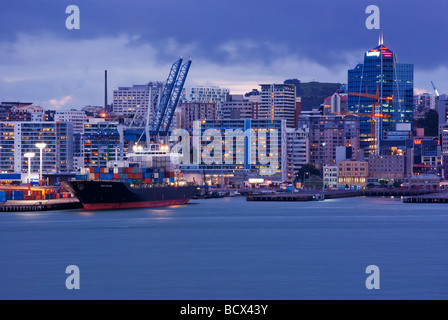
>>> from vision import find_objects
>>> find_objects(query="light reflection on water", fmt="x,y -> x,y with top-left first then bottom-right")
0,196 -> 447,299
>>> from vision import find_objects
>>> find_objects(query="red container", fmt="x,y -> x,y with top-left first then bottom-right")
113,174 -> 119,179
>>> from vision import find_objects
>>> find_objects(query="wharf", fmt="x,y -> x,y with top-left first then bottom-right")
0,198 -> 83,212
246,189 -> 439,202
402,192 -> 448,203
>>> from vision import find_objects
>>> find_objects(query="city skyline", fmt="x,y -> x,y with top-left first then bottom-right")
0,0 -> 447,109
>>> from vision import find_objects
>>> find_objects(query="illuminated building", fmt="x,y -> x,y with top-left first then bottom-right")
112,83 -> 163,117
0,121 -> 73,173
82,119 -> 121,168
259,83 -> 296,128
297,114 -> 360,167
180,119 -> 287,184
348,38 -> 414,155
337,160 -> 369,188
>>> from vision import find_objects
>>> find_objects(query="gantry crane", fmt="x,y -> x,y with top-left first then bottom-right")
348,85 -> 392,154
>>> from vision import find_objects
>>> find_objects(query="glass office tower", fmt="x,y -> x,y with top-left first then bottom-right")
348,40 -> 414,155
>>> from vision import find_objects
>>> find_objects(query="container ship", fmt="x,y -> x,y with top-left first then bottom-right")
62,144 -> 198,210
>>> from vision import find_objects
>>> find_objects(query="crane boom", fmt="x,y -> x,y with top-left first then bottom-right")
158,59 -> 192,136
431,81 -> 439,97
150,58 -> 183,135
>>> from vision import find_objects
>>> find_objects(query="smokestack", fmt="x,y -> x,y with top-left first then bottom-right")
104,70 -> 108,113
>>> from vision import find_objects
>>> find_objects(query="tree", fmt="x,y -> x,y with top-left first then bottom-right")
295,164 -> 321,182
393,180 -> 402,188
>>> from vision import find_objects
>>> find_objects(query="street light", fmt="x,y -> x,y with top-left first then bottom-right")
24,152 -> 35,195
35,143 -> 46,186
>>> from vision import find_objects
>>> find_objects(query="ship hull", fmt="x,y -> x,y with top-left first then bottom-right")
62,180 -> 198,211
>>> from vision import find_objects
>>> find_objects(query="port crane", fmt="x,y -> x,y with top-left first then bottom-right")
348,85 -> 392,155
150,58 -> 192,139
117,58 -> 192,156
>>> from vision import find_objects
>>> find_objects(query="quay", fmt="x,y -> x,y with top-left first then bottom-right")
246,189 -> 440,202
0,198 -> 83,212
402,192 -> 448,203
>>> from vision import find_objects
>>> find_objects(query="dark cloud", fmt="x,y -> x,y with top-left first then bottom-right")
0,0 -> 447,105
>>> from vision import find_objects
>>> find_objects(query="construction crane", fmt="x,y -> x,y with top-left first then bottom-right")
431,81 -> 439,97
348,85 -> 392,154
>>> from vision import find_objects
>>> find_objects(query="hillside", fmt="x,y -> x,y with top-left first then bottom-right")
284,79 -> 343,111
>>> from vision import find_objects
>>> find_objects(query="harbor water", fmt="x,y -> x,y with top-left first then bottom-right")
0,196 -> 447,299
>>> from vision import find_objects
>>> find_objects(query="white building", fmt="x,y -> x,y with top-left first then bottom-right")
54,109 -> 87,133
323,165 -> 338,189
286,127 -> 309,182
0,122 -> 73,173
183,86 -> 230,104
112,83 -> 163,117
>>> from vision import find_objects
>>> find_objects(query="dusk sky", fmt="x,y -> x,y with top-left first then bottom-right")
1,0 -> 447,109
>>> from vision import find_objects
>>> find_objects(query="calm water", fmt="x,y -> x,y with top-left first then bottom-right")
0,196 -> 447,300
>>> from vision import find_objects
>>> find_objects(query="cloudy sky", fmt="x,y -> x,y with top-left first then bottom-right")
0,0 -> 447,109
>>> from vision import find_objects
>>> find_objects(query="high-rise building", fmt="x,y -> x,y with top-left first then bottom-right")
286,127 -> 309,182
82,119 -> 122,168
178,102 -> 217,132
348,38 -> 414,155
182,86 -> 230,105
54,109 -> 87,134
179,119 -> 287,183
112,83 -> 163,117
414,93 -> 436,119
259,83 -> 296,128
437,94 -> 448,128
221,95 -> 259,120
297,114 -> 360,168
0,121 -> 73,173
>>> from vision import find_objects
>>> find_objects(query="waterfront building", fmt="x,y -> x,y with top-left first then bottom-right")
366,154 -> 411,186
286,127 -> 309,182
82,118 -> 122,168
406,174 -> 441,190
297,114 -> 360,168
259,83 -> 296,128
323,165 -> 338,189
0,121 -> 73,173
348,38 -> 414,155
407,138 -> 442,177
337,160 -> 369,189
179,119 -> 287,184
439,123 -> 448,178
